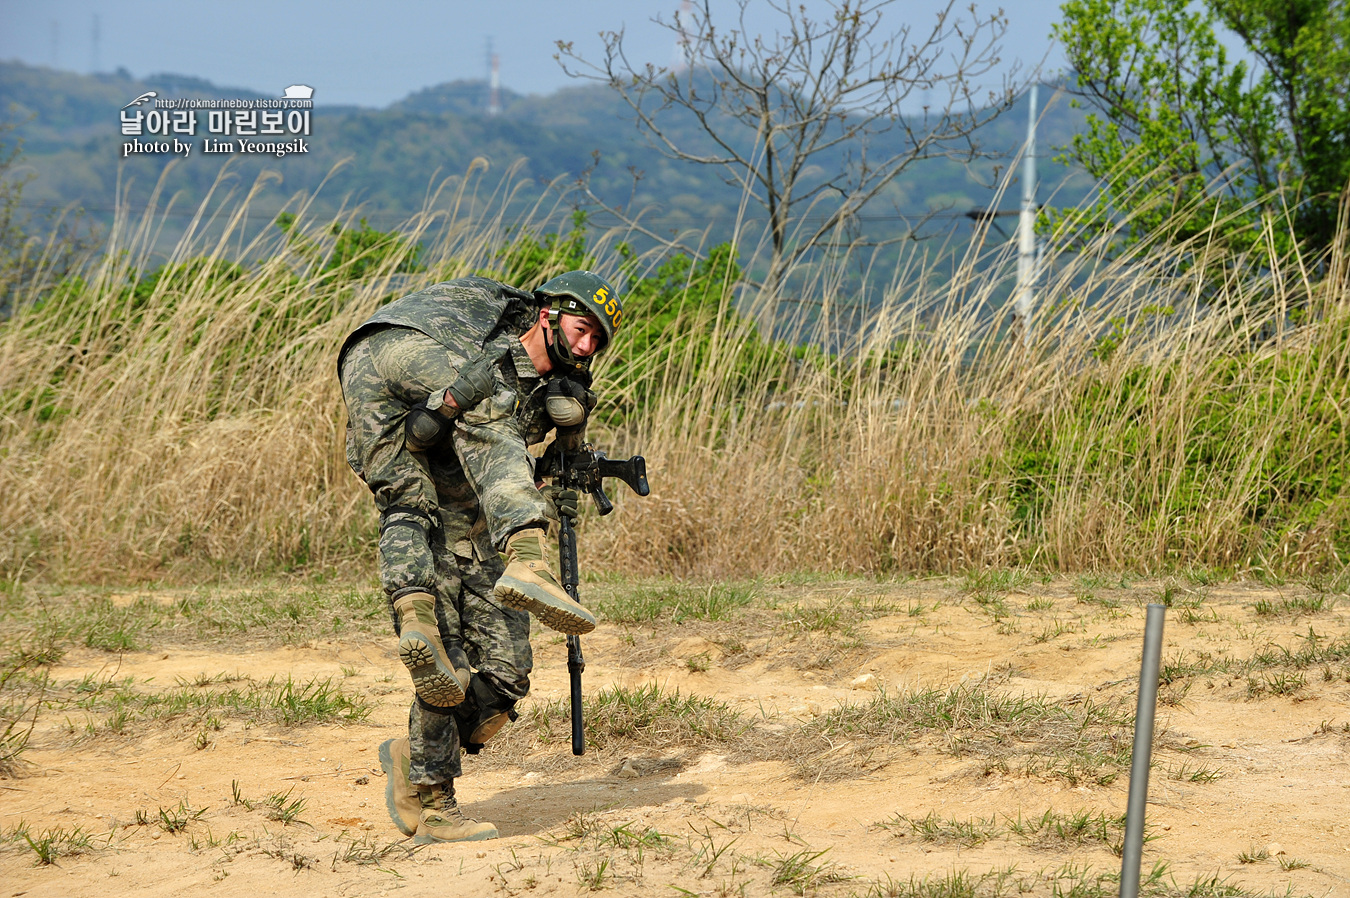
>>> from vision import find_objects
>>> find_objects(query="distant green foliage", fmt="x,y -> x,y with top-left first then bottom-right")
0,123 -> 97,316
0,126 -> 31,313
128,257 -> 247,313
484,210 -> 592,287
601,242 -> 791,425
1,60 -> 1096,269
611,243 -> 745,366
276,212 -> 423,282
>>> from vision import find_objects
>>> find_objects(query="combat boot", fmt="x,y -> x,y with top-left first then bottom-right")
413,782 -> 498,844
377,737 -> 419,837
493,528 -> 596,635
392,591 -> 470,708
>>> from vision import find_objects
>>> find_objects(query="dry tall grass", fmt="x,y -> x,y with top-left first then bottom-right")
1,167 -> 1346,584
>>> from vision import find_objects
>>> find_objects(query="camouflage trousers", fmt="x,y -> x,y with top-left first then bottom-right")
399,553 -> 531,783
339,326 -> 544,783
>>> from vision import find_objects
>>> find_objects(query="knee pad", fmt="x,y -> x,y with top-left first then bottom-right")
453,674 -> 520,754
380,506 -> 436,540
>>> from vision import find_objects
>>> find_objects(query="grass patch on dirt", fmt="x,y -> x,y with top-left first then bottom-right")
781,593 -> 901,634
765,847 -> 851,892
55,673 -> 371,738
592,581 -> 758,624
1252,595 -> 1337,617
880,808 -> 1143,857
227,782 -> 310,826
1005,809 -> 1134,854
522,682 -> 751,754
772,593 -> 899,670
0,585 -> 387,654
0,822 -> 105,866
859,864 -> 1311,898
882,811 -> 1001,848
0,647 -> 50,777
763,680 -> 1135,783
1162,628 -> 1350,687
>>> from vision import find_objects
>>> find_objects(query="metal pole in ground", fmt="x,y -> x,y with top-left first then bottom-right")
1120,603 -> 1166,898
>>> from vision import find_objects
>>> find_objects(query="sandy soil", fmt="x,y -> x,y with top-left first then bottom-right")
2,577 -> 1348,897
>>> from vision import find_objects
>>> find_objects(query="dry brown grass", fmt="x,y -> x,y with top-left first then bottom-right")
589,205 -> 1350,579
1,165 -> 1347,584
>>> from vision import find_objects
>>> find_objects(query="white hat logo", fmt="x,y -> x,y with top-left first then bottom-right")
122,91 -> 157,109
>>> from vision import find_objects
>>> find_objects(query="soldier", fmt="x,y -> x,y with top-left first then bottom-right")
337,271 -> 622,843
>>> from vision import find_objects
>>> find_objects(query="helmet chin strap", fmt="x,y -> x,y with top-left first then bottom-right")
544,308 -> 588,376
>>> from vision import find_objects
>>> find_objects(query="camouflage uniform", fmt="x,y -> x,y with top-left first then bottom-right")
338,277 -> 560,784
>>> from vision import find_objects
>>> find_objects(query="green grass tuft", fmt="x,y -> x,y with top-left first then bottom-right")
768,847 -> 849,893
57,673 -> 371,737
883,812 -> 998,848
776,681 -> 1134,783
594,582 -> 757,624
527,682 -> 749,751
13,824 -> 99,866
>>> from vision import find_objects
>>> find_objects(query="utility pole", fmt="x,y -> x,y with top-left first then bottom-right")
486,37 -> 501,116
1013,83 -> 1039,341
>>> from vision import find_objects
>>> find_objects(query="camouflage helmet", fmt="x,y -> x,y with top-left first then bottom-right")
534,270 -> 623,351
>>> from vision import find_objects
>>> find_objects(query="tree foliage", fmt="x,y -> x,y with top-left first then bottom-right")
1053,0 -> 1350,259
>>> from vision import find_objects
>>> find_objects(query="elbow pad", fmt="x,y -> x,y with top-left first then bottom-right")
545,377 -> 596,427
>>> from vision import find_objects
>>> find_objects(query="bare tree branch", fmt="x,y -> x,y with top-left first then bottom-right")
557,0 -> 1021,290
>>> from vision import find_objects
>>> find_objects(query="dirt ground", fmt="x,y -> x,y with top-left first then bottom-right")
2,576 -> 1348,897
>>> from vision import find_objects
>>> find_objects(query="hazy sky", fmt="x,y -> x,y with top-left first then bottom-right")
0,0 -> 1068,107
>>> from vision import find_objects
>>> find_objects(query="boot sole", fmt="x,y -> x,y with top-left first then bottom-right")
397,631 -> 467,708
494,579 -> 596,635
413,824 -> 499,844
377,739 -> 417,837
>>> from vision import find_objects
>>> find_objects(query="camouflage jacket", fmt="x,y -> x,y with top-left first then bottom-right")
339,276 -> 556,446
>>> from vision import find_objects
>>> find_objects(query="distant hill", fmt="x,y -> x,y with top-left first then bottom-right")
393,80 -> 524,117
0,60 -> 1092,262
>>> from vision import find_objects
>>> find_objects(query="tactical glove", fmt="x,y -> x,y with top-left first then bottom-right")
539,485 -> 579,521
406,353 -> 502,453
442,353 -> 499,413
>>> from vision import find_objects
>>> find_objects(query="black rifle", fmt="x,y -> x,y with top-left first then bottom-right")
537,443 -> 649,755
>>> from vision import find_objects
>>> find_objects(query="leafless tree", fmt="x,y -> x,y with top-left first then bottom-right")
557,0 -> 1021,290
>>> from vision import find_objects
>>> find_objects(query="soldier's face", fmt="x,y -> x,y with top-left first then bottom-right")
555,313 -> 604,358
